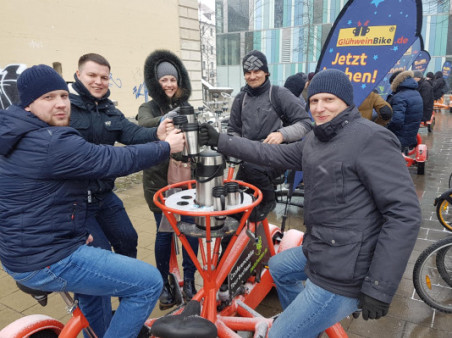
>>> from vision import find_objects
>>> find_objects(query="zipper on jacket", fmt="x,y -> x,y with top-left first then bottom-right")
71,203 -> 77,221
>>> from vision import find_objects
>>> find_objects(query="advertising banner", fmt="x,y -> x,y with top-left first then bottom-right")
316,0 -> 423,106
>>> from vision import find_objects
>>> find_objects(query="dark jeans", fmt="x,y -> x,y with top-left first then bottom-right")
86,191 -> 138,258
153,213 -> 199,281
236,161 -> 284,205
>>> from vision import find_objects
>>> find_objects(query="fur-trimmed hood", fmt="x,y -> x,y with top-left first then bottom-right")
391,70 -> 417,92
144,50 -> 191,109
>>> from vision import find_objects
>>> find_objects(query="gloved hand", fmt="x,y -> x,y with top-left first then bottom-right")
160,109 -> 179,122
358,293 -> 390,320
199,123 -> 219,147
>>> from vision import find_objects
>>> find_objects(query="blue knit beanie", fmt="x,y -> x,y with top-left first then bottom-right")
242,50 -> 269,74
284,72 -> 307,97
18,64 -> 68,108
307,69 -> 354,109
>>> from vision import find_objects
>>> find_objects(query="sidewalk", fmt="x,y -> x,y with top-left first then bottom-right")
1,110 -> 452,337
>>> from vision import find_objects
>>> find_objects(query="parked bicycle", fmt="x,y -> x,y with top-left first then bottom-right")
434,189 -> 452,231
412,236 -> 452,313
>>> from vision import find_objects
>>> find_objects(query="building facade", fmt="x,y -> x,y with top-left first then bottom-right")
215,0 -> 452,95
0,0 -> 202,116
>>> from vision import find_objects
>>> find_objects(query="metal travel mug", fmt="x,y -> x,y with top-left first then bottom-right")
172,115 -> 189,157
212,185 -> 226,228
224,182 -> 244,207
179,105 -> 196,123
181,123 -> 199,157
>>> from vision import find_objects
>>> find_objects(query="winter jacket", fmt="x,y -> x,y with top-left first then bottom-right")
228,79 -> 312,142
216,106 -> 421,304
387,71 -> 423,149
0,105 -> 170,272
69,75 -> 158,195
432,71 -> 448,101
358,91 -> 393,126
416,77 -> 434,122
137,50 -> 191,212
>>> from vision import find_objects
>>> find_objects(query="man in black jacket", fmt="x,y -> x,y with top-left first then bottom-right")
413,70 -> 434,125
69,53 -> 174,336
199,69 -> 420,337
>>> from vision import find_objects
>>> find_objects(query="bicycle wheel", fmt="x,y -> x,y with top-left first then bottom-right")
436,242 -> 452,287
436,195 -> 452,231
449,172 -> 452,189
413,237 -> 452,313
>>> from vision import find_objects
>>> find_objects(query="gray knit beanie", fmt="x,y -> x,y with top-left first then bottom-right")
18,64 -> 68,108
242,50 -> 269,74
307,69 -> 354,108
156,61 -> 179,81
413,70 -> 423,78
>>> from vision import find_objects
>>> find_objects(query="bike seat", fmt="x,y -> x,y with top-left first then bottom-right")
16,282 -> 51,306
151,300 -> 217,338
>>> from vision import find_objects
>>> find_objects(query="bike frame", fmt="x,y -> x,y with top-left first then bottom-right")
148,178 -> 347,337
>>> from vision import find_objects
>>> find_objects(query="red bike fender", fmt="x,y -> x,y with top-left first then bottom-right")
416,144 -> 427,162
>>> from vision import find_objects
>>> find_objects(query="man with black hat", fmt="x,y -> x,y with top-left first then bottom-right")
413,70 -> 434,125
0,64 -> 185,338
199,69 -> 420,337
228,50 -> 312,221
284,72 -> 308,108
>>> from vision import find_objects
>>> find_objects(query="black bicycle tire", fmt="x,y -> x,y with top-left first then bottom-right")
436,196 -> 452,231
436,243 -> 452,287
413,237 -> 452,313
449,172 -> 452,189
30,329 -> 59,338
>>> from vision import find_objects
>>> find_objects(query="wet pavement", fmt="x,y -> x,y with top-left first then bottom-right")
1,109 -> 452,337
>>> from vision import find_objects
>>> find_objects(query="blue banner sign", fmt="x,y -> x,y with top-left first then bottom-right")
442,61 -> 451,79
316,0 -> 423,106
411,50 -> 431,74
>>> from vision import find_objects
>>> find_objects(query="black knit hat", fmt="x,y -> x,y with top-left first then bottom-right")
307,69 -> 354,108
242,50 -> 269,74
284,72 -> 307,97
18,64 -> 68,108
389,71 -> 402,84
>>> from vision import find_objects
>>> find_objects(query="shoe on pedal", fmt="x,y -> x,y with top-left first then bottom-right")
159,282 -> 176,310
182,279 -> 197,302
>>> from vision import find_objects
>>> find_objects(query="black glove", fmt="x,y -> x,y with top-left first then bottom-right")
358,293 -> 390,320
199,123 -> 219,147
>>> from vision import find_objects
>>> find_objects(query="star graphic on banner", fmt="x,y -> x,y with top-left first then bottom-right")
361,84 -> 367,89
371,0 -> 384,8
329,48 -> 334,53
347,20 -> 352,25
373,55 -> 379,60
392,46 -> 399,51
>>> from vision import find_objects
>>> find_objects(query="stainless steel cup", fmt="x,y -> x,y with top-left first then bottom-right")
224,182 -> 244,207
181,123 -> 199,157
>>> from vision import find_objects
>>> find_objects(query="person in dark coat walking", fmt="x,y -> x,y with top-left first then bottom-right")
198,69 -> 420,337
432,71 -> 448,101
137,49 -> 198,310
413,70 -> 434,124
0,65 -> 185,338
387,70 -> 423,150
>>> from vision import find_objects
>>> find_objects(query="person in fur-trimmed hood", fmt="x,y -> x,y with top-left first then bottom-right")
137,49 -> 198,310
387,70 -> 423,150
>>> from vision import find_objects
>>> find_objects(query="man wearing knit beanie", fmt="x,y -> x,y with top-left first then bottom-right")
284,72 -> 307,108
199,67 -> 420,336
226,50 -> 312,222
1,64 -> 185,338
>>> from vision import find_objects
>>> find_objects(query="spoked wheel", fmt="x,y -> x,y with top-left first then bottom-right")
436,195 -> 452,231
413,236 -> 452,313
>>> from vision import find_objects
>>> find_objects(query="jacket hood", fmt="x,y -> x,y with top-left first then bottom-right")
144,50 -> 191,108
0,105 -> 47,156
391,71 -> 418,92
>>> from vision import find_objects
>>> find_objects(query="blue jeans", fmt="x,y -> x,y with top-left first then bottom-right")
153,213 -> 199,281
86,191 -> 138,258
268,246 -> 358,338
81,191 -> 139,336
3,245 -> 162,338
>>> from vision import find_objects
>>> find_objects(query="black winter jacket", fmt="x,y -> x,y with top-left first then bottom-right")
69,75 -> 158,194
216,106 -> 421,304
0,105 -> 170,272
416,78 -> 434,122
